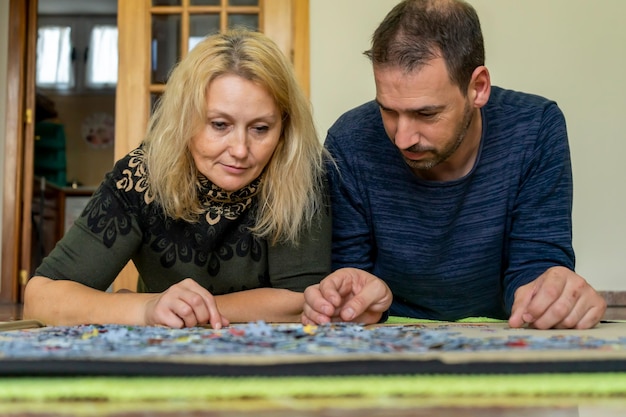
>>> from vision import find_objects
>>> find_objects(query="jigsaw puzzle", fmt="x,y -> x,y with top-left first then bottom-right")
1,320 -> 625,377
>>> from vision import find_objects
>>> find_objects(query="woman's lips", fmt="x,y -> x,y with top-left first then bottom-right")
221,163 -> 247,174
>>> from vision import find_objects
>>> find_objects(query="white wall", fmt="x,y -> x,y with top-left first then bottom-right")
310,0 -> 626,291
310,0 -> 400,137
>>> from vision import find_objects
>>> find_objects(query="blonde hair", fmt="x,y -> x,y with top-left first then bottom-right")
143,29 -> 327,245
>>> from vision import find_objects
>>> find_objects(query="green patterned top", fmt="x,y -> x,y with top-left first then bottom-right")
35,147 -> 331,294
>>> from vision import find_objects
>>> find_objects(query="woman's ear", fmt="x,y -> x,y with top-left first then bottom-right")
468,65 -> 491,108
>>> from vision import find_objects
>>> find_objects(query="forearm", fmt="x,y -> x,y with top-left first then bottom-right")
215,288 -> 304,323
25,277 -> 305,326
23,276 -> 153,326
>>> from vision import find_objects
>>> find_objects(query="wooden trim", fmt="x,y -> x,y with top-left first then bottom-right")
1,0 -> 27,302
292,0 -> 309,97
263,0 -> 291,60
19,0 -> 38,299
258,0 -> 265,31
181,1 -> 190,56
600,291 -> 626,307
220,0 -> 228,32
115,0 -> 151,161
111,0 -> 152,291
263,0 -> 310,96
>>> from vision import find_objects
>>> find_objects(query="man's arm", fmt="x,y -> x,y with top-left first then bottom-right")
325,132 -> 376,271
504,103 -> 605,328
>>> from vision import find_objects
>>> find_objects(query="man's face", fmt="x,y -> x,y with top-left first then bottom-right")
374,58 -> 475,177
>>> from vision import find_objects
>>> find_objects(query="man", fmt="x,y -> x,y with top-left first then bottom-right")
302,0 -> 606,329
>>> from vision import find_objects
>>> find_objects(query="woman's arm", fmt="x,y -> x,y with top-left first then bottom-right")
215,287 -> 305,323
24,276 -> 156,326
24,276 -> 304,327
23,276 -> 229,328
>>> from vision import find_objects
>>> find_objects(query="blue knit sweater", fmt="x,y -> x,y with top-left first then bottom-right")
325,86 -> 574,320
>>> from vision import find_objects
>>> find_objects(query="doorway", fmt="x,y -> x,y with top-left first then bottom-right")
0,0 -> 118,302
32,0 -> 118,270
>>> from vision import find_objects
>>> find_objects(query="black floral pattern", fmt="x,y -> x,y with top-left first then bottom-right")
82,148 -> 265,279
83,188 -> 133,249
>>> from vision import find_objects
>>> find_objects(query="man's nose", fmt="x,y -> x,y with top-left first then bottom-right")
394,117 -> 419,149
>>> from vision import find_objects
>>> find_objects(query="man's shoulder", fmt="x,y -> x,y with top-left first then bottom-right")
328,101 -> 382,136
488,86 -> 558,112
482,87 -> 568,165
485,86 -> 565,136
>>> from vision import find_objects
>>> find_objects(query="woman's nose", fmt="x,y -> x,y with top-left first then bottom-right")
228,129 -> 249,158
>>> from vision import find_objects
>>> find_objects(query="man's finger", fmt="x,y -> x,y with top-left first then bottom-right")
339,283 -> 387,322
313,283 -> 343,313
530,291 -> 579,330
552,291 -> 605,330
509,283 -> 537,328
570,304 -> 605,330
302,302 -> 332,324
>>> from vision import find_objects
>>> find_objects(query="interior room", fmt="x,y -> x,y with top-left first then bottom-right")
1,1 -> 625,416
30,0 -> 117,269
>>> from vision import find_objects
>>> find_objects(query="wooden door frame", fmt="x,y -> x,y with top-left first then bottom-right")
1,0 -> 30,302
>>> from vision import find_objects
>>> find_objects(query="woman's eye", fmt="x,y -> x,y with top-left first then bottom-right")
252,125 -> 269,134
211,121 -> 228,130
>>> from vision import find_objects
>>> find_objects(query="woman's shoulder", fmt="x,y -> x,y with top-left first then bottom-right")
112,147 -> 147,172
102,146 -> 154,206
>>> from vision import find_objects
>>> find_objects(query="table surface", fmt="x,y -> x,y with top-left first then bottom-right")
2,303 -> 625,417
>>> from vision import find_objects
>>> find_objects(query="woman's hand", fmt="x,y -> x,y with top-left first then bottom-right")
143,278 -> 230,329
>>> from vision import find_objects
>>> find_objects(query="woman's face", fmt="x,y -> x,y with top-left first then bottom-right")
190,74 -> 282,192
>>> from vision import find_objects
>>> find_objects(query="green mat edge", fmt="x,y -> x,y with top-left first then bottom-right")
2,374 -> 626,401
385,316 -> 506,324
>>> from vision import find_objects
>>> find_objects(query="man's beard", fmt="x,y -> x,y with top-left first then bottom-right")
402,102 -> 474,171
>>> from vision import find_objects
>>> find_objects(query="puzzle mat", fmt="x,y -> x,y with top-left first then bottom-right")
1,319 -> 626,377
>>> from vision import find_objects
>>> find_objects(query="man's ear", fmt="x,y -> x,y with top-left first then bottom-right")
468,65 -> 491,108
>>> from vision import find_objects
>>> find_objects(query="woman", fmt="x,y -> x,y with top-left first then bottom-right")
23,29 -> 331,329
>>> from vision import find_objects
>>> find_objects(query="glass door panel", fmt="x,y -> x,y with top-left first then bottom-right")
189,14 -> 220,50
190,0 -> 221,5
228,14 -> 258,30
150,0 -> 262,94
151,14 -> 181,84
229,0 -> 259,5
153,0 -> 182,5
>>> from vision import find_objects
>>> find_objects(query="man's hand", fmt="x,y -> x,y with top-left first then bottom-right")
301,268 -> 393,325
509,266 -> 606,329
143,278 -> 230,329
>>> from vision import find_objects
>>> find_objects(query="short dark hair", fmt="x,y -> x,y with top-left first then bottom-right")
364,0 -> 485,93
